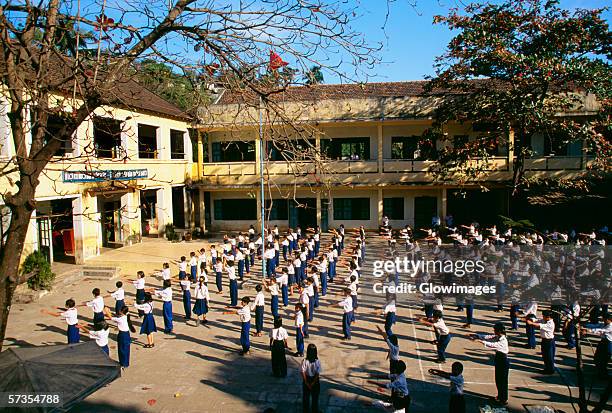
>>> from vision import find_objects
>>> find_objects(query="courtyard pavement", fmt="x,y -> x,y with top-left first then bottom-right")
3,234 -> 609,413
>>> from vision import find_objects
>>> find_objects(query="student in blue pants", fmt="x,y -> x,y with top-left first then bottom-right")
279,268 -> 289,306
154,279 -> 173,334
253,285 -> 265,336
180,277 -> 192,321
420,310 -> 451,363
338,288 -> 354,340
527,311 -> 556,374
318,256 -> 328,296
111,306 -> 137,368
225,297 -> 252,356
463,296 -> 475,328
383,299 -> 397,336
294,304 -> 305,357
214,257 -> 223,294
582,313 -> 611,377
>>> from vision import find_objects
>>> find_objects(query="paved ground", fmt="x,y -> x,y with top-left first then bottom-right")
4,235 -> 609,413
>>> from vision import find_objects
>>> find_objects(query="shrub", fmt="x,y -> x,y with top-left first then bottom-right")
21,251 -> 56,290
165,223 -> 175,240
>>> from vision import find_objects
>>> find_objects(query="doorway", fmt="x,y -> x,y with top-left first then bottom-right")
414,196 -> 437,230
289,198 -> 317,229
140,189 -> 158,236
36,198 -> 76,263
321,199 -> 329,232
172,186 -> 185,229
98,197 -> 123,248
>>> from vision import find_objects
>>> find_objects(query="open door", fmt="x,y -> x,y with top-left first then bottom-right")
414,196 -> 437,230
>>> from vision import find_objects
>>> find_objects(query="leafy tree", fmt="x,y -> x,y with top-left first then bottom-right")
305,65 -> 324,85
427,0 -> 611,194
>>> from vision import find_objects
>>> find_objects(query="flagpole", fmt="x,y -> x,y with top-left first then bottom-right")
259,95 -> 266,279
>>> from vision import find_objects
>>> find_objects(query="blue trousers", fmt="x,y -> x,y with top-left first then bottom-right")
190,265 -> 197,280
282,246 -> 288,261
541,338 -> 556,373
245,257 -> 250,273
240,321 -> 251,352
495,352 -> 509,402
255,305 -> 264,333
465,304 -> 474,325
594,337 -> 610,376
424,304 -> 434,319
238,260 -> 244,279
329,262 -> 336,280
308,298 -> 314,321
281,285 -> 288,306
67,324 -> 80,344
271,295 -> 279,318
385,312 -> 396,336
315,241 -> 320,255
296,327 -> 304,354
320,273 -> 328,295
526,324 -> 537,348
229,279 -> 238,306
314,288 -> 319,308
179,270 -> 186,280
342,312 -> 352,339
565,322 -> 576,349
162,301 -> 173,333
115,300 -> 125,316
215,272 -> 223,292
100,345 -> 109,355
117,330 -> 131,368
183,290 -> 192,320
510,305 -> 520,330
93,311 -> 104,323
437,334 -> 451,361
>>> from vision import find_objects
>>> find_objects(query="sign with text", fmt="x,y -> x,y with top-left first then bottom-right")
62,169 -> 148,183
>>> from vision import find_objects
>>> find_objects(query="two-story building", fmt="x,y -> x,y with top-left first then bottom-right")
193,81 -> 596,232
0,79 -> 193,265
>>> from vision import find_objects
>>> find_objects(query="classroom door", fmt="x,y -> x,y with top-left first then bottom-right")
414,196 -> 437,230
296,198 -> 317,229
101,201 -> 122,247
288,201 -> 298,229
37,216 -> 53,263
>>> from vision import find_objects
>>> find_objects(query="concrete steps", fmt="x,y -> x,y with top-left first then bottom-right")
81,266 -> 121,280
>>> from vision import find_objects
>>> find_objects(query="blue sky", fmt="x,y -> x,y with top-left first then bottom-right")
345,0 -> 611,82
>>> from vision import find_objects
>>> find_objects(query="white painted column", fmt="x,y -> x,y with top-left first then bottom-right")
377,188 -> 383,225
72,196 -> 85,264
199,188 -> 206,232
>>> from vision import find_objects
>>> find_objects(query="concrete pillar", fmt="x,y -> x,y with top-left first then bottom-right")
507,127 -> 515,171
72,196 -> 85,264
377,123 -> 384,174
156,186 -> 173,235
377,188 -> 383,225
316,192 -> 322,227
441,188 -> 448,221
255,131 -> 261,175
183,187 -> 190,229
197,130 -> 204,176
198,188 -> 206,232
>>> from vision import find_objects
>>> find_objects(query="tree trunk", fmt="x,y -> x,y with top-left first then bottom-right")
0,199 -> 36,351
512,129 -> 526,197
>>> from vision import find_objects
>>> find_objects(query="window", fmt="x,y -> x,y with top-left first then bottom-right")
383,198 -> 404,220
138,124 -> 158,159
93,117 -> 122,159
321,137 -> 370,160
268,139 -> 315,161
333,198 -> 370,220
30,111 -> 73,156
211,141 -> 255,162
214,199 -> 257,220
391,136 -> 419,159
170,129 -> 185,159
265,199 -> 288,220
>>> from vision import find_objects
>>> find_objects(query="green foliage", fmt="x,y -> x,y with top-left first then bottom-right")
165,223 -> 175,240
428,0 -> 612,192
304,66 -> 324,85
21,251 -> 55,291
133,59 -> 210,111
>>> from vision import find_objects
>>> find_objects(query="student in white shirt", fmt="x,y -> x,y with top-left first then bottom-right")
298,284 -> 310,338
429,362 -> 464,412
161,262 -> 171,281
338,288 -> 354,340
269,317 -> 289,378
278,268 -> 289,306
135,292 -> 157,348
253,284 -> 265,336
225,297 -> 252,355
472,322 -> 509,405
294,303 -> 306,357
582,313 -> 611,377
180,276 -> 192,321
301,344 -> 322,413
86,288 -> 106,323
87,321 -> 110,355
110,306 -> 136,368
192,277 -> 210,325
376,325 -> 400,373
264,275 -> 280,318
60,298 -> 80,344
177,256 -> 188,280
110,281 -> 125,316
132,271 -> 146,317
383,299 -> 397,336
189,252 -> 198,280
214,257 -> 224,294
520,299 -> 538,349
368,360 -> 410,412
226,260 -> 238,307
419,310 -> 451,362
318,256 -> 328,296
235,248 -> 245,280
155,279 -> 174,334
526,310 -> 556,374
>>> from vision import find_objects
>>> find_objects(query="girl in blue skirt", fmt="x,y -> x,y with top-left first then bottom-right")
111,306 -> 136,368
60,299 -> 80,344
87,321 -> 110,355
193,277 -> 210,325
180,277 -> 192,321
155,279 -> 173,334
135,292 -> 157,348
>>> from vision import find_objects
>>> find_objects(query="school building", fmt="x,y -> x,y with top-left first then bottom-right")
0,80 -> 193,265
193,82 -> 599,232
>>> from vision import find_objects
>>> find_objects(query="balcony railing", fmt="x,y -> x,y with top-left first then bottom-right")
202,161 -> 256,176
523,156 -> 583,170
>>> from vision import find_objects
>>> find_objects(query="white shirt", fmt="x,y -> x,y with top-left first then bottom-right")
433,319 -> 450,335
89,329 -> 110,347
481,334 -> 509,354
270,327 -> 289,341
238,305 -> 251,322
524,301 -> 538,317
194,284 -> 210,300
87,296 -> 105,313
133,278 -> 145,289
277,273 -> 288,286
383,301 -> 397,314
586,323 -> 612,341
301,359 -> 322,377
155,287 -> 173,302
189,257 -> 197,267
112,315 -> 130,332
111,288 -> 125,301
300,291 -> 310,306
338,296 -> 353,313
161,268 -> 171,280
449,374 -> 464,396
134,302 -> 154,314
254,291 -> 265,307
214,262 -> 223,272
60,308 -> 78,325
386,339 -> 400,360
178,261 -> 187,272
180,279 -> 192,292
227,266 -> 236,280
269,282 -> 279,296
295,310 -> 304,327
539,319 -> 556,339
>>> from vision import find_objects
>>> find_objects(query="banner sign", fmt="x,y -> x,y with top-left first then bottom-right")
62,169 -> 148,183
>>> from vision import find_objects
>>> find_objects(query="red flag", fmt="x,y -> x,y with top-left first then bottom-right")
269,51 -> 288,70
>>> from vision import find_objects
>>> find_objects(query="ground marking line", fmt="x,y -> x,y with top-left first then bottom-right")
408,307 -> 426,381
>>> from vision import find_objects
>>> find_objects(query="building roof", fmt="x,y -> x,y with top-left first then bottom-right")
216,81 -> 432,105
